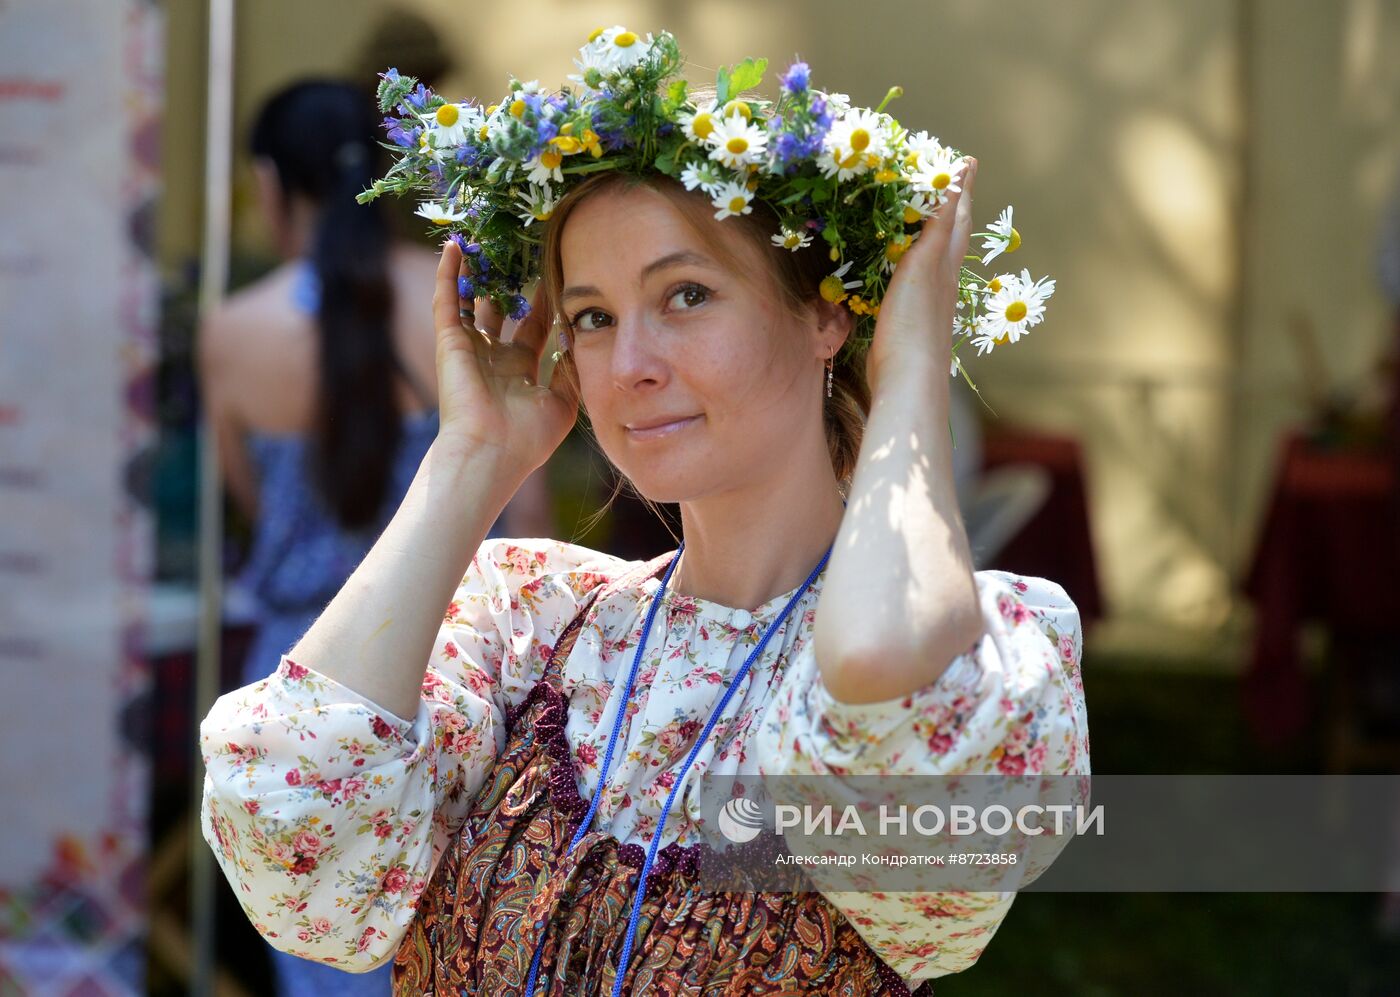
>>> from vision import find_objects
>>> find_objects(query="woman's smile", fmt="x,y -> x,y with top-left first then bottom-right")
625,413 -> 702,440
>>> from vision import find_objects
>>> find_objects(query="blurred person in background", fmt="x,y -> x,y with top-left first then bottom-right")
1377,163 -> 1400,457
195,78 -> 549,997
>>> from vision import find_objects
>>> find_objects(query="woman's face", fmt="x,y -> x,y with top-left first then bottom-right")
560,184 -> 827,504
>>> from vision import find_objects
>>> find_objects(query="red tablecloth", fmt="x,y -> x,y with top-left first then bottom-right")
1241,430 -> 1400,747
980,428 -> 1105,629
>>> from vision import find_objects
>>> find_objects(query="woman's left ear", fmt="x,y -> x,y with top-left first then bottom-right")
811,297 -> 853,357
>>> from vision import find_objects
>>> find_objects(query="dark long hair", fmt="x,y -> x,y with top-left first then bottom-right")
250,79 -> 405,531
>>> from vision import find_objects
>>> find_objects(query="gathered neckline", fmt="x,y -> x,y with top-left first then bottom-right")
630,552 -> 822,623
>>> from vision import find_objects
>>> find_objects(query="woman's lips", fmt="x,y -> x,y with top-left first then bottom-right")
625,415 -> 700,440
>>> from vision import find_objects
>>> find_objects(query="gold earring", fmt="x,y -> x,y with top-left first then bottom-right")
825,354 -> 834,398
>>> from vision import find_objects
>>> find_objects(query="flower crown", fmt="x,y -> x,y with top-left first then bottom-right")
358,27 -> 1054,380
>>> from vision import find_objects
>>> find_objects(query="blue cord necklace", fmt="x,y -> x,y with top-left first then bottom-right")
525,535 -> 834,996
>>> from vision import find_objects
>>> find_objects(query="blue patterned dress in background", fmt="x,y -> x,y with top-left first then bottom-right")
229,259 -> 503,996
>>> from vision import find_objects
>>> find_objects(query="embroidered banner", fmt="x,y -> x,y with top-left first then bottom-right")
0,0 -> 161,991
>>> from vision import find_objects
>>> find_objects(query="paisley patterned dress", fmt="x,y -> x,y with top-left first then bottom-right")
200,537 -> 1090,993
393,554 -> 937,995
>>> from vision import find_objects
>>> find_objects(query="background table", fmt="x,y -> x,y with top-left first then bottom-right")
981,427 -> 1105,630
1242,429 -> 1400,750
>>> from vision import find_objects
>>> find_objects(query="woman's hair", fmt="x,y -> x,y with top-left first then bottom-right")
250,79 -> 404,531
539,171 -> 871,536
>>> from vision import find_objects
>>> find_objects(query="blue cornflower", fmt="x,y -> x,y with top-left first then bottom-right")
780,61 -> 810,95
508,294 -> 530,321
384,118 -> 418,148
403,82 -> 431,112
773,132 -> 801,171
458,275 -> 475,299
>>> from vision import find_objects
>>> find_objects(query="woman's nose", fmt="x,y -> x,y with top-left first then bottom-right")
610,313 -> 669,392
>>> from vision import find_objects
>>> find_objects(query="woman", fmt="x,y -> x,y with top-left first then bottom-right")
196,79 -> 545,996
199,68 -> 1088,995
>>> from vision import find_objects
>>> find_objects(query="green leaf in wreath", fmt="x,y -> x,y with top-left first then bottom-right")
727,57 -> 767,95
662,78 -> 689,116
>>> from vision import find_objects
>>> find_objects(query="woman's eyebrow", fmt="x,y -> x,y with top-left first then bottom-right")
561,250 -> 718,303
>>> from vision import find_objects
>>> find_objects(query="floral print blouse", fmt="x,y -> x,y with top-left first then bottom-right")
200,536 -> 1090,987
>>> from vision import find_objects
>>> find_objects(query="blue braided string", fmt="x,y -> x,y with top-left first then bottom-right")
607,544 -> 831,997
525,544 -> 686,996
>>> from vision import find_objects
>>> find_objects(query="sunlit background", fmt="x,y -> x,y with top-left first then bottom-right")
155,0 -> 1400,635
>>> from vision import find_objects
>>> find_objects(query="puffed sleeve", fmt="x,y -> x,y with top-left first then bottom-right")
752,569 -> 1090,983
199,537 -> 620,970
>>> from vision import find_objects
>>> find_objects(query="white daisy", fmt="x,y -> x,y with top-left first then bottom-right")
978,269 -> 1055,347
817,144 -> 871,181
419,102 -> 478,147
771,228 -> 814,251
525,146 -> 565,185
417,129 -> 445,163
980,205 -> 1021,265
480,101 -> 513,147
592,26 -> 655,74
899,192 -> 939,223
819,261 -> 863,303
970,331 -> 1000,356
415,201 -> 468,226
706,114 -> 769,169
678,100 -> 721,144
953,309 -> 984,340
710,181 -> 753,220
818,90 -> 853,115
835,108 -> 892,159
514,183 -> 559,226
819,109 -> 890,181
909,148 -> 967,206
569,27 -> 617,87
901,128 -> 944,166
679,159 -> 726,194
879,232 -> 917,274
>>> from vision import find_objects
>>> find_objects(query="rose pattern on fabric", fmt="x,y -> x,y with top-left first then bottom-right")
201,536 -> 1090,984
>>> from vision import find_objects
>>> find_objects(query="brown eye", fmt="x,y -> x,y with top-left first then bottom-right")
569,308 -> 612,332
668,283 -> 711,311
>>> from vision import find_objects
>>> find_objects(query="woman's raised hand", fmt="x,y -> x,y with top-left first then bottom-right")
431,239 -> 579,474
865,157 -> 978,396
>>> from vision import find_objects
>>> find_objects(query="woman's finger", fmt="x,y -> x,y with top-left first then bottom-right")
433,239 -> 467,343
951,158 -> 978,264
456,249 -> 480,333
508,286 -> 552,358
547,336 -> 581,413
946,158 -> 980,268
475,295 -> 505,338
919,163 -> 967,247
